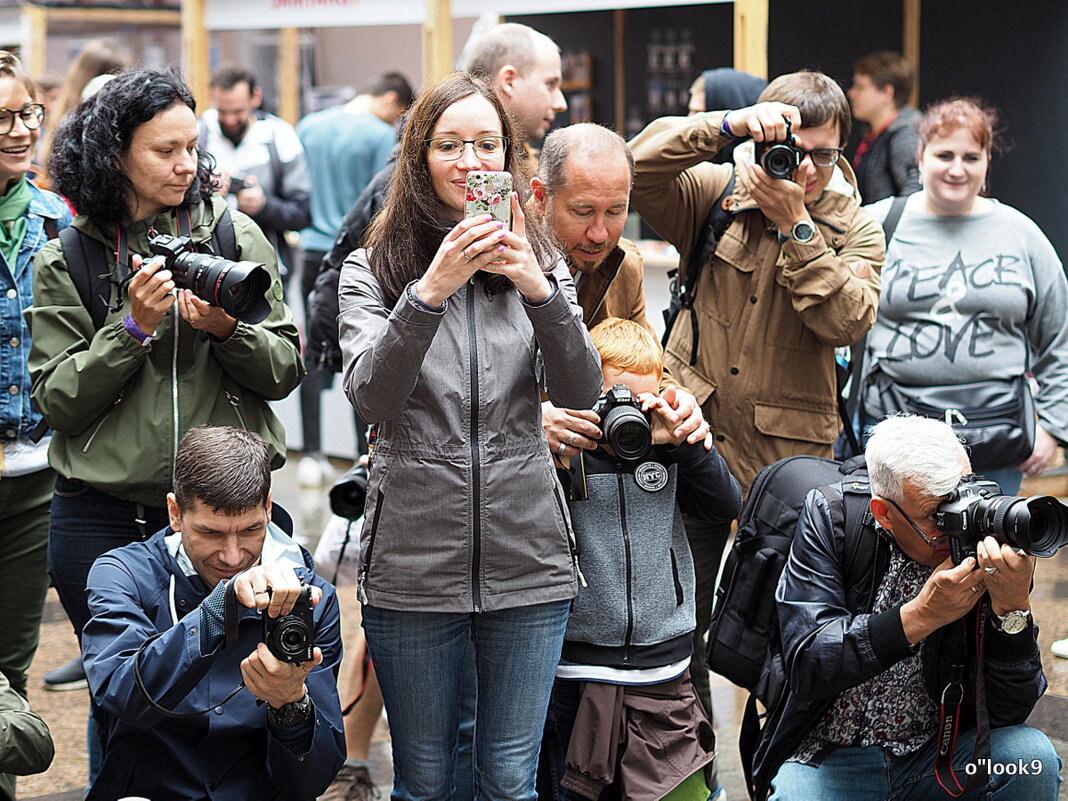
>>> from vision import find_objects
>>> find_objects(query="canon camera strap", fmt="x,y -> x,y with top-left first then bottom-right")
934,598 -> 990,796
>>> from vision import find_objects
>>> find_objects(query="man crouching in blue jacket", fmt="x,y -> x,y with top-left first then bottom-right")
81,425 -> 345,800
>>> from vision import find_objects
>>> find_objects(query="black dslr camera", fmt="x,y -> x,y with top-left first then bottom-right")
594,385 -> 653,462
147,232 -> 272,324
756,118 -> 802,180
262,584 -> 315,664
936,476 -> 1068,564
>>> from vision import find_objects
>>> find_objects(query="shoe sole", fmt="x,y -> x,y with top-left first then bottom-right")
43,679 -> 88,691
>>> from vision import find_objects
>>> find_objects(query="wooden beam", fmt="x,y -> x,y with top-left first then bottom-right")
733,0 -> 768,80
181,0 -> 210,114
423,0 -> 453,84
904,0 -> 920,107
614,10 -> 625,134
278,28 -> 300,128
41,7 -> 181,26
22,5 -> 47,76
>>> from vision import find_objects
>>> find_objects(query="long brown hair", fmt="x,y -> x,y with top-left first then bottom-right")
366,72 -> 553,304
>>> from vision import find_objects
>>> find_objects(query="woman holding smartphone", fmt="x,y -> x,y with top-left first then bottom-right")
338,72 -> 601,800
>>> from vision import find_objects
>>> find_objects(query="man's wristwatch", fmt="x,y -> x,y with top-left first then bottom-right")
991,608 -> 1031,635
267,688 -> 313,728
776,220 -> 815,245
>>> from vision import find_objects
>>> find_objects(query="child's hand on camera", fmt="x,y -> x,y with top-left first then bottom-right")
639,393 -> 686,447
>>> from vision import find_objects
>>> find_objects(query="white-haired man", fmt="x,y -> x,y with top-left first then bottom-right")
755,414 -> 1057,801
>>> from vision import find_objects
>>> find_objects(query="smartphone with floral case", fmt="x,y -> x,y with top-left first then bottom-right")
465,170 -> 512,228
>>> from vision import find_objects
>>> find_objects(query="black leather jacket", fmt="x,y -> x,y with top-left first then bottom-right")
751,486 -> 1046,800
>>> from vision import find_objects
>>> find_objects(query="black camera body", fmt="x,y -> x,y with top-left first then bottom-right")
936,476 -> 1068,563
756,118 -> 802,180
228,174 -> 250,193
261,584 -> 315,664
147,232 -> 272,324
593,384 -> 653,462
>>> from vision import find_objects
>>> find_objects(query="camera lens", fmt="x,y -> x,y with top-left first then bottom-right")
171,252 -> 272,324
999,495 -> 1068,558
603,405 -> 652,462
270,618 -> 310,658
760,144 -> 799,180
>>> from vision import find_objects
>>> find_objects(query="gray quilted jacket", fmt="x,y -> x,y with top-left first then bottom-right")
339,249 -> 602,612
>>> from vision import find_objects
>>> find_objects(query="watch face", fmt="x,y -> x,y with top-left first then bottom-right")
1001,611 -> 1028,635
792,221 -> 815,243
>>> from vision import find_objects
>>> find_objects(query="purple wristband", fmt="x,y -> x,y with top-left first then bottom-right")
123,313 -> 153,345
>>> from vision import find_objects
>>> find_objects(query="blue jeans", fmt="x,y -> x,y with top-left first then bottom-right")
769,724 -> 1060,800
363,600 -> 571,801
48,475 -> 169,786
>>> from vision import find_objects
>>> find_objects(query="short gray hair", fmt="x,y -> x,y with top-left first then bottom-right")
537,123 -> 635,195
866,414 -> 970,503
461,23 -> 556,80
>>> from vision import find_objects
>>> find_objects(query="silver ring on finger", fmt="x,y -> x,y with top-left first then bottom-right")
984,565 -> 998,575
566,432 -> 576,447
556,442 -> 567,456
464,248 -> 474,261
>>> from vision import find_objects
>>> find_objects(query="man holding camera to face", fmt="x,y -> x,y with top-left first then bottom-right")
80,426 -> 344,801
757,414 -> 1058,800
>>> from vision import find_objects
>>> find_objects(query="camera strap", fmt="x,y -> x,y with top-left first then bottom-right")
934,598 -> 990,796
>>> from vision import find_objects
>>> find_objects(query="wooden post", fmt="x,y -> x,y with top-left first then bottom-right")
278,27 -> 300,127
181,0 -> 210,113
22,5 -> 47,77
733,0 -> 768,80
423,0 -> 452,84
904,0 -> 921,107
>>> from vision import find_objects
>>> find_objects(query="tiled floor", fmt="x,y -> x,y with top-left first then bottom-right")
21,455 -> 1068,799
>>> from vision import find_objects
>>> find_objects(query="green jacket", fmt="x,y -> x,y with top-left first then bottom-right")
0,669 -> 53,801
26,196 -> 304,505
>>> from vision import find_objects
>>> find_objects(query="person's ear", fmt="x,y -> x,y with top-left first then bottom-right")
496,65 -> 520,98
166,492 -> 182,533
265,491 -> 273,524
870,496 -> 892,531
251,87 -> 263,110
531,176 -> 548,214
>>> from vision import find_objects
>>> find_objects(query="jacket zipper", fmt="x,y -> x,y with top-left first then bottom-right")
467,281 -> 483,613
225,390 -> 247,429
358,489 -> 386,605
82,390 -> 126,452
617,470 -> 634,664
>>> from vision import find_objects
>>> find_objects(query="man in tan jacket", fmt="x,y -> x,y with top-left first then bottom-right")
629,71 -> 885,729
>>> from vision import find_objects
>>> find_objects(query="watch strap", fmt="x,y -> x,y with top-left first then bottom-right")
267,687 -> 312,727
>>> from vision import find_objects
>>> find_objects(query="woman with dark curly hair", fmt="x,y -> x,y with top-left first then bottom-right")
24,66 -> 304,782
338,72 -> 601,800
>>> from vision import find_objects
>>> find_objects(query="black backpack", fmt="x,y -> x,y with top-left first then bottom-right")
705,454 -> 887,797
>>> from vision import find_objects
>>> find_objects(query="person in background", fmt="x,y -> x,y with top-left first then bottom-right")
0,51 -> 71,799
295,71 -> 413,486
848,51 -> 921,203
687,68 -> 767,165
35,38 -> 131,191
198,65 -> 311,295
338,71 -> 601,801
26,66 -> 304,786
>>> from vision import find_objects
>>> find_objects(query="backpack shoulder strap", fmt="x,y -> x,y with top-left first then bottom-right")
58,226 -> 111,330
265,135 -> 283,197
208,206 -> 239,261
665,173 -> 737,361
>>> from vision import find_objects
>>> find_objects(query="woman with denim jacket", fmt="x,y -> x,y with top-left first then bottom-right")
338,72 -> 602,800
0,50 -> 72,799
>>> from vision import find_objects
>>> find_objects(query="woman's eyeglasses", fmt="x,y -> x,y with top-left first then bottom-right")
425,136 -> 508,162
0,104 -> 44,135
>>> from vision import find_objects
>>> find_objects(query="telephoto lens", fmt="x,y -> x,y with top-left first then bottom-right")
148,233 -> 273,324
594,385 -> 653,462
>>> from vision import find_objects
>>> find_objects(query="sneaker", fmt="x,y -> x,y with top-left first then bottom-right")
1050,638 -> 1068,659
298,454 -> 332,488
318,762 -> 379,801
43,656 -> 87,691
